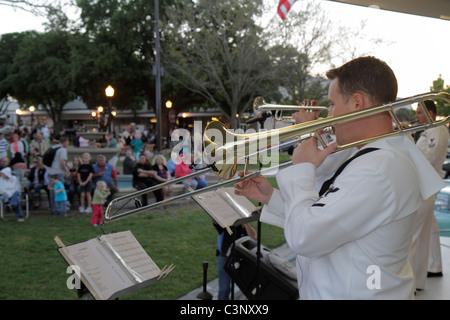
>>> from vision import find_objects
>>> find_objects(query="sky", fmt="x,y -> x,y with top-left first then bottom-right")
316,1 -> 450,98
0,1 -> 449,98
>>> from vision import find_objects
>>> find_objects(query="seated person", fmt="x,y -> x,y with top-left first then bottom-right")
26,156 -> 48,209
0,156 -> 8,170
175,153 -> 194,192
151,154 -> 173,199
79,136 -> 89,148
167,156 -> 176,176
132,154 -> 163,206
190,153 -> 208,190
9,152 -> 27,171
0,167 -> 24,221
175,153 -> 200,193
122,149 -> 135,174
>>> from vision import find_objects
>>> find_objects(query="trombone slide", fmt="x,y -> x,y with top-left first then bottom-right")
104,91 -> 450,221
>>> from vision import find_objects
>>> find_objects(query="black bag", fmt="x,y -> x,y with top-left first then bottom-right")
42,146 -> 61,167
224,236 -> 299,300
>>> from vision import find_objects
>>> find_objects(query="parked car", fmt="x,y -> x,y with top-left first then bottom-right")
442,159 -> 450,178
434,186 -> 450,237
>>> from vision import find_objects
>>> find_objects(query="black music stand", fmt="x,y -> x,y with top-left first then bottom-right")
227,114 -> 269,300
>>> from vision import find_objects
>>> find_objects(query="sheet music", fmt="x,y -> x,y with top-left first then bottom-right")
217,188 -> 256,218
65,239 -> 133,300
193,187 -> 257,228
100,231 -> 161,282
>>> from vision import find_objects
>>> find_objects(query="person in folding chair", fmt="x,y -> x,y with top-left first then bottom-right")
0,167 -> 24,222
234,56 -> 444,299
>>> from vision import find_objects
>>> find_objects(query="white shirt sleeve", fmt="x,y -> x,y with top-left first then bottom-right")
260,189 -> 286,228
416,127 -> 449,176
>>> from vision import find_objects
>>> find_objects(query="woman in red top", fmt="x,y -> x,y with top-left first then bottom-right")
174,153 -> 198,193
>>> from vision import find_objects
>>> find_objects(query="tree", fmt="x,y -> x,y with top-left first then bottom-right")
263,0 -> 334,103
72,0 -> 190,131
0,0 -> 73,31
0,1 -> 79,129
2,31 -> 75,131
163,0 -> 280,128
0,32 -> 31,115
430,74 -> 450,116
0,0 -> 54,15
72,0 -> 152,111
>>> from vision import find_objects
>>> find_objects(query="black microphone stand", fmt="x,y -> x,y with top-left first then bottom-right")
253,116 -> 266,300
228,113 -> 270,300
196,261 -> 213,300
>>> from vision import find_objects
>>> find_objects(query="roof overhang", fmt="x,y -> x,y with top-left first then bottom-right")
327,0 -> 450,20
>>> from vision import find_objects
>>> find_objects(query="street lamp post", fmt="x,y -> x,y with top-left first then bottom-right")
154,0 -> 162,151
15,109 -> 23,128
111,110 -> 116,132
105,85 -> 115,133
29,105 -> 35,127
95,106 -> 104,130
91,111 -> 97,124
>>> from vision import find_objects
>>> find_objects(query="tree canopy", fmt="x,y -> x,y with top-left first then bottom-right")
0,0 -> 383,129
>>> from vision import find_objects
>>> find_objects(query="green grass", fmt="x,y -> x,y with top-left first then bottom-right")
0,201 -> 285,300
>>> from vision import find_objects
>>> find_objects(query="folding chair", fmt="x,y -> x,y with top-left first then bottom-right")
0,191 -> 29,220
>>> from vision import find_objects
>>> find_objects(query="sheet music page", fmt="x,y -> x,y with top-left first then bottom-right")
100,231 -> 161,283
63,239 -> 133,300
217,188 -> 256,218
193,190 -> 238,228
192,187 -> 256,228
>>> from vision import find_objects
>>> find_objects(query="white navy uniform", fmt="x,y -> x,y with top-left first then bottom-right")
261,135 -> 444,299
410,126 -> 449,288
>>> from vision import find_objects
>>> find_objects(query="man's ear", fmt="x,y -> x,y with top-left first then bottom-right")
351,93 -> 366,110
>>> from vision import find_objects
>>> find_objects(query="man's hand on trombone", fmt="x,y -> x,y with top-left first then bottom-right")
292,137 -> 338,168
234,171 -> 274,205
291,99 -> 322,123
291,98 -> 338,167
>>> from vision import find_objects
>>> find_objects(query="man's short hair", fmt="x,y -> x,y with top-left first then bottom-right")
326,56 -> 398,106
423,100 -> 437,116
59,136 -> 68,143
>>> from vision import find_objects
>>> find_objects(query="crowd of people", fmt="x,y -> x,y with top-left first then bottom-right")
0,124 -> 208,225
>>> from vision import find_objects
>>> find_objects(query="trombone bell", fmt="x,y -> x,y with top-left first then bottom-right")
202,121 -> 242,180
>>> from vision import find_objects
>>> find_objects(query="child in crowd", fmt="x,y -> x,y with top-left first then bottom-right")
90,180 -> 110,226
77,153 -> 94,213
50,174 -> 67,218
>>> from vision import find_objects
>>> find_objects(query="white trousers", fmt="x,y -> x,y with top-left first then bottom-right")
428,213 -> 443,273
409,195 -> 435,289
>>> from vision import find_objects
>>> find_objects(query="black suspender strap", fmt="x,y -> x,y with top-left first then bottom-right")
318,147 -> 379,197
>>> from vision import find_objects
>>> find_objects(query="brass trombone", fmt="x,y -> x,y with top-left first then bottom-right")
105,92 -> 450,221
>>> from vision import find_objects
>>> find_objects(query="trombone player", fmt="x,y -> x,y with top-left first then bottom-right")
234,56 -> 444,299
